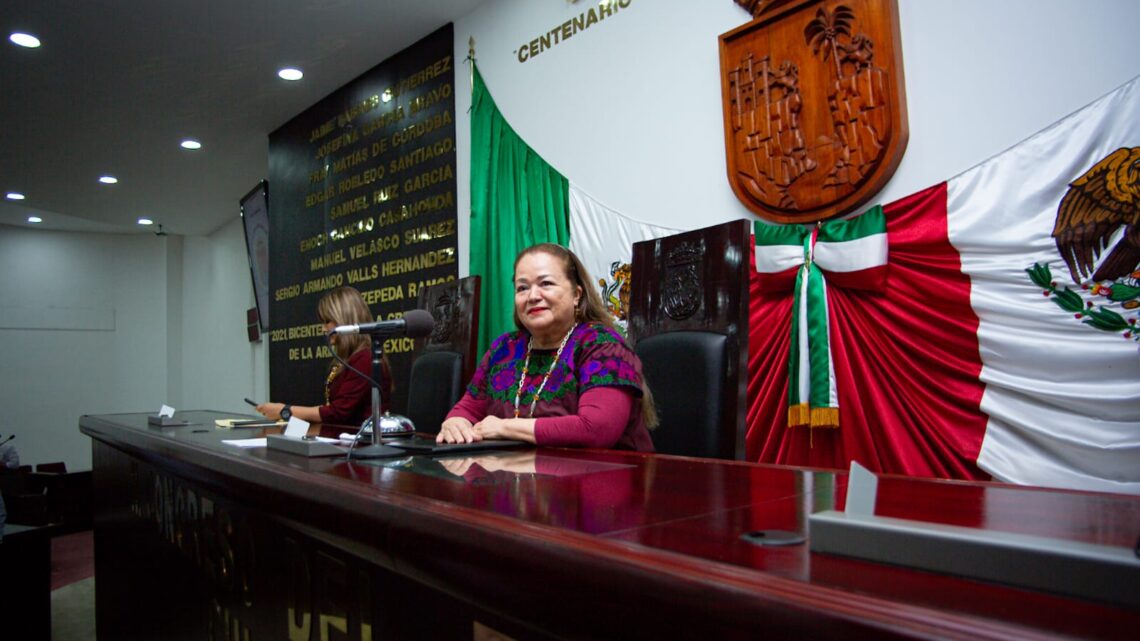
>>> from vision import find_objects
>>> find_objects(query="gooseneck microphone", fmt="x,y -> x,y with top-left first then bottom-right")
329,308 -> 434,337
0,434 -> 13,446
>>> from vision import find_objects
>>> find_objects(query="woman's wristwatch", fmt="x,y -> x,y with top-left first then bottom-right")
280,405 -> 293,421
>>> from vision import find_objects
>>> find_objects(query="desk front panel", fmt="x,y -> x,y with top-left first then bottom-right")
82,411 -> 1140,640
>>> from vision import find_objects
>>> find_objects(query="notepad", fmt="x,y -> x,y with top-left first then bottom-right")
215,418 -> 282,428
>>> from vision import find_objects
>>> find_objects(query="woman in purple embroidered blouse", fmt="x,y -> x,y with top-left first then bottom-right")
438,244 -> 657,451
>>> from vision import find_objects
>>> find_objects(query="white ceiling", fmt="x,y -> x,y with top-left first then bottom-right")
0,0 -> 487,236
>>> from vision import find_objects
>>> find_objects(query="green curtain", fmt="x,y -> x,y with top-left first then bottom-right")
469,64 -> 570,355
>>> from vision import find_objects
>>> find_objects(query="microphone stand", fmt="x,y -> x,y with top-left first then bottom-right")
348,334 -> 395,459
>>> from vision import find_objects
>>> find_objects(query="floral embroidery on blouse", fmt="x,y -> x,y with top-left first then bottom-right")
468,323 -> 642,414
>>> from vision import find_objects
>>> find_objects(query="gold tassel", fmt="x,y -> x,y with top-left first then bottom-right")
789,404 -> 839,448
810,407 -> 840,429
787,403 -> 811,428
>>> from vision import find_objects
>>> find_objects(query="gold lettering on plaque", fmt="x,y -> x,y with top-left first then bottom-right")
409,82 -> 453,114
374,191 -> 454,229
402,164 -> 455,196
359,284 -> 404,304
302,272 -> 345,295
390,110 -> 453,148
388,137 -> 455,175
381,247 -> 457,277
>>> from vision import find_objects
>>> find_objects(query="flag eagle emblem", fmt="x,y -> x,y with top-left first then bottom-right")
1052,147 -> 1140,284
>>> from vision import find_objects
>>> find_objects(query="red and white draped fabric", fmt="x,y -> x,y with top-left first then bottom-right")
753,207 -> 888,430
749,186 -> 991,481
748,75 -> 1140,493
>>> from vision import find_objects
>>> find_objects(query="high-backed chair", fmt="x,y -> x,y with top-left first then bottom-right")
635,331 -> 730,458
405,351 -> 465,436
406,276 -> 480,434
628,220 -> 750,459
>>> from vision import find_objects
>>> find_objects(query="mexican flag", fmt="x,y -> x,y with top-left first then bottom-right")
567,187 -> 680,328
470,64 -> 678,354
748,74 -> 1140,494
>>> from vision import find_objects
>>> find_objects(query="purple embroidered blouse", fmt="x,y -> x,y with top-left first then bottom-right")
446,322 -> 654,451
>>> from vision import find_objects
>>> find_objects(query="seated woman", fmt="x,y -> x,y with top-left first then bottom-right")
438,243 -> 656,450
256,286 -> 391,425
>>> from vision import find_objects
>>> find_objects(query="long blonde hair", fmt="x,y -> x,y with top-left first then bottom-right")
317,286 -> 374,361
512,244 -> 658,428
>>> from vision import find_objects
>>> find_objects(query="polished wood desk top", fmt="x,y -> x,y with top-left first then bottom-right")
80,410 -> 1140,640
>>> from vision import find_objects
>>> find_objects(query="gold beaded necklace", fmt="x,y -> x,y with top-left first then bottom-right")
324,364 -> 341,404
513,323 -> 577,418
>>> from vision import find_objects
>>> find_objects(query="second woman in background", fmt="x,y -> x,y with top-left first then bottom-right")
256,286 -> 391,425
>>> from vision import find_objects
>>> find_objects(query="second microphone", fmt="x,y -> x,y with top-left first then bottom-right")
329,308 -> 434,337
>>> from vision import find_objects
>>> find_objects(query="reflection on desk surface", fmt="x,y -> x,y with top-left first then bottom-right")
364,450 -> 633,483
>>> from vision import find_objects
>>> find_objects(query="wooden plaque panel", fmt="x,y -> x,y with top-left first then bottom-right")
721,0 -> 908,223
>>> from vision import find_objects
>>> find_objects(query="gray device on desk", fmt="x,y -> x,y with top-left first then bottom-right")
388,439 -> 529,455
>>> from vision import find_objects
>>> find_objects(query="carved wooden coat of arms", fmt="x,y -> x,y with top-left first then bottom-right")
721,0 -> 908,223
662,240 -> 705,320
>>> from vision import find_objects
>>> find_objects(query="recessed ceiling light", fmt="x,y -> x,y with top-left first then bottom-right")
278,67 -> 303,81
9,32 -> 41,48
137,218 -> 154,226
99,175 -> 118,184
6,192 -> 25,200
27,216 -> 43,224
180,139 -> 202,150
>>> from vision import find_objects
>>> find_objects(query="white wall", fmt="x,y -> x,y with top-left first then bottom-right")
0,219 -> 262,470
2,0 -> 1137,471
179,220 -> 270,415
0,228 -> 170,469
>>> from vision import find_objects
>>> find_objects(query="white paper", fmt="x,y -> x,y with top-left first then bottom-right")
283,416 -> 310,438
158,404 -> 175,418
846,461 -> 878,517
222,438 -> 267,448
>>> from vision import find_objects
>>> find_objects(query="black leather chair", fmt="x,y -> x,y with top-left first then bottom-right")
407,276 -> 481,435
404,350 -> 465,435
628,220 -> 750,460
636,331 -> 730,459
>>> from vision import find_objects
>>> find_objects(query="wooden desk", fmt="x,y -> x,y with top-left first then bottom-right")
80,411 -> 1139,640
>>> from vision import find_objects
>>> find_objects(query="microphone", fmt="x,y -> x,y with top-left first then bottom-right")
329,308 -> 434,337
0,434 -> 13,446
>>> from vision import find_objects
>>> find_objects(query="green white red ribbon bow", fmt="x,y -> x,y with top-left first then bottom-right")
753,206 -> 888,429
